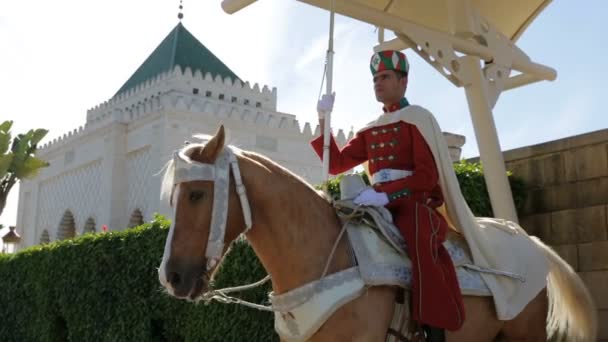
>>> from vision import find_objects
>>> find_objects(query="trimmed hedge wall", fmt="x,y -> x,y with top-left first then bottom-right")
320,160 -> 526,217
0,216 -> 277,342
452,160 -> 526,217
0,161 -> 524,341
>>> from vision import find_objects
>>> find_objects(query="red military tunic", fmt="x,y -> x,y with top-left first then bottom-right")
311,100 -> 465,330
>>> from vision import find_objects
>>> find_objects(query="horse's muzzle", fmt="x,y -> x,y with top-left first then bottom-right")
161,259 -> 209,299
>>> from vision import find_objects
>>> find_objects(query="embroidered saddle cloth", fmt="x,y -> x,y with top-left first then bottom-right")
334,200 -> 492,297
269,202 -> 493,342
269,173 -> 545,341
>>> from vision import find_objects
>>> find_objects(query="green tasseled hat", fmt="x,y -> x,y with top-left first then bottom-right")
370,50 -> 409,75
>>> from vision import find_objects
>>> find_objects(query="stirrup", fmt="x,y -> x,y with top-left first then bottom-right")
422,325 -> 445,342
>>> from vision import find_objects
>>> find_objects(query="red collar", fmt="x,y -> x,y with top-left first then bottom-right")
382,98 -> 410,113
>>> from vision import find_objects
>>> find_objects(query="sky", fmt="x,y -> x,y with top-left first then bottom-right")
1,0 -> 606,228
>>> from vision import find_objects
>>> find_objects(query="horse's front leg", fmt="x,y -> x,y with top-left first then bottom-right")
309,285 -> 397,342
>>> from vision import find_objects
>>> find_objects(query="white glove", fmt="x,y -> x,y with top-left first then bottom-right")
317,92 -> 335,119
354,188 -> 389,207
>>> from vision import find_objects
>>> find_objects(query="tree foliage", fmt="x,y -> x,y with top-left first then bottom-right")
0,120 -> 49,217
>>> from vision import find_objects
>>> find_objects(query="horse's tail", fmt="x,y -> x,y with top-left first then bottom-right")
531,236 -> 597,341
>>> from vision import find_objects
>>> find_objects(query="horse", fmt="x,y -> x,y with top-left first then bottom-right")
158,126 -> 597,342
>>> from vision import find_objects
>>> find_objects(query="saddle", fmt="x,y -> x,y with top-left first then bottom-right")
335,175 -> 491,295
333,175 -> 491,342
270,175 -> 491,342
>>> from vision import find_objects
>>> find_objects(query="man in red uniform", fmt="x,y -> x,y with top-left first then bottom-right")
311,50 -> 465,337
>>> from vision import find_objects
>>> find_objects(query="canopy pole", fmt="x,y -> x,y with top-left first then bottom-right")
322,0 -> 336,188
462,56 -> 518,222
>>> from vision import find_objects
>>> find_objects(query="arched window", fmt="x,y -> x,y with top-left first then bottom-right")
57,210 -> 76,240
83,217 -> 96,234
40,230 -> 50,244
128,209 -> 144,228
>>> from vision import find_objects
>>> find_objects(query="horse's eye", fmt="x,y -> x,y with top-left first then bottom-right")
189,191 -> 205,203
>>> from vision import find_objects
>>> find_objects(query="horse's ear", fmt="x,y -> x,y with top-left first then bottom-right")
197,125 -> 225,162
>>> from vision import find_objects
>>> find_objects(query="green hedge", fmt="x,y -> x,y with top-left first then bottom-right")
0,215 -> 277,342
0,160 -> 525,341
452,160 -> 526,217
319,160 -> 526,217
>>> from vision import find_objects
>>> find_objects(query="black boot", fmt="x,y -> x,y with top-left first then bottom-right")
422,325 -> 445,342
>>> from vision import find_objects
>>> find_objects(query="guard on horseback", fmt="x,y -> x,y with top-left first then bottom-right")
311,50 -> 465,335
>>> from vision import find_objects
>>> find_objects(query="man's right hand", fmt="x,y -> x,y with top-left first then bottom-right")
354,188 -> 389,207
317,93 -> 335,119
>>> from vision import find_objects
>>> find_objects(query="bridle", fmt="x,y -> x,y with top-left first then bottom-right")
166,145 -> 417,341
170,146 -> 252,270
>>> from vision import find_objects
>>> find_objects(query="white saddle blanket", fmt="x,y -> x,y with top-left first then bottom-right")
335,200 -> 516,296
270,202 -> 541,341
270,216 -> 492,342
346,220 -> 492,296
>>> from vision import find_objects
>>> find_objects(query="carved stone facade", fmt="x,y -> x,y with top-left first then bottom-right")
15,65 -> 337,248
15,23 -> 466,250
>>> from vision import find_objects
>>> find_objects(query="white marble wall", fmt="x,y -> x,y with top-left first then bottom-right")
16,67 -> 465,250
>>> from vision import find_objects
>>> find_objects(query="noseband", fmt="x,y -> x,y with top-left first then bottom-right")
171,146 -> 253,269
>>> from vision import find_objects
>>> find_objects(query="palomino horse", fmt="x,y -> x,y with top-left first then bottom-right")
158,126 -> 597,341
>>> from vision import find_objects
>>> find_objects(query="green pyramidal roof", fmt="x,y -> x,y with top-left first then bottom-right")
114,22 -> 240,97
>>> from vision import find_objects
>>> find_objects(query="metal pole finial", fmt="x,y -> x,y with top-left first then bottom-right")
178,0 -> 184,20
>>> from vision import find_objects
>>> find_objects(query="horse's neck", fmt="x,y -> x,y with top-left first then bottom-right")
240,157 -> 353,294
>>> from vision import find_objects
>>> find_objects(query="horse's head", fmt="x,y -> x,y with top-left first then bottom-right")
158,125 -> 251,300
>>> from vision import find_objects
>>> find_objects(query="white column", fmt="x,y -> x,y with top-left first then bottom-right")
15,180 -> 35,248
100,122 -> 128,230
15,182 -> 26,248
462,56 -> 518,222
149,116 -> 171,221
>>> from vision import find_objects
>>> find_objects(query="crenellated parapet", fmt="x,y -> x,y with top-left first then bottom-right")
310,124 -> 351,147
37,115 -> 115,153
86,69 -> 173,124
38,126 -> 84,152
86,65 -> 278,124
41,65 -> 354,152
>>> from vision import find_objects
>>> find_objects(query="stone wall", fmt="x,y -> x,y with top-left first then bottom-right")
502,128 -> 608,340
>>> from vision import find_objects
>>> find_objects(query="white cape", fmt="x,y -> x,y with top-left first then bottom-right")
360,105 -> 549,320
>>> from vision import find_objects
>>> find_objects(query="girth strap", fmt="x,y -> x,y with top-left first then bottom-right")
387,328 -> 412,342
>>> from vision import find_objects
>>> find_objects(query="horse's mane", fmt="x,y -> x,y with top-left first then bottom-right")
159,138 -> 330,204
159,159 -> 175,202
242,150 -> 330,199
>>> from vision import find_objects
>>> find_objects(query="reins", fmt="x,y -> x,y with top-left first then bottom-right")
199,201 -> 364,313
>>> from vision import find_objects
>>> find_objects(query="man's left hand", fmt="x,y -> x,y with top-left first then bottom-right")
354,189 -> 389,206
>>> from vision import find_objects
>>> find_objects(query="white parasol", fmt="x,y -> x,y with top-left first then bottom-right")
220,0 -> 557,222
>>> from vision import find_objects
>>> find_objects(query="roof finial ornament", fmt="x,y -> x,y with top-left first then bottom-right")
178,0 -> 184,20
